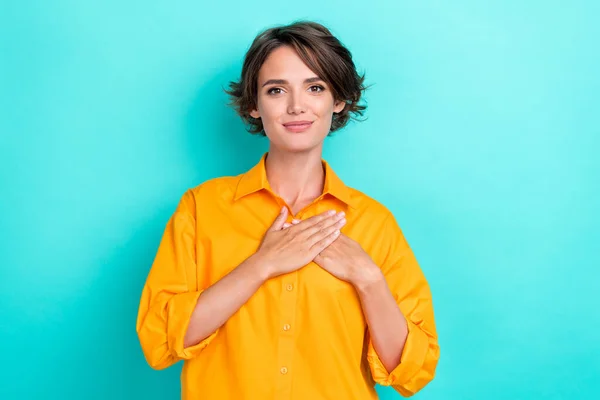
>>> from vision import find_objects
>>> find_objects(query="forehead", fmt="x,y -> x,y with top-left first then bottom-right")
258,45 -> 318,83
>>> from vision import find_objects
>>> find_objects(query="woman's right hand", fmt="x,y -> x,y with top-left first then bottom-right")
255,206 -> 347,279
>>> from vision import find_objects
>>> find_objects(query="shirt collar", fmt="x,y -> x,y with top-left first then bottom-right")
233,152 -> 355,209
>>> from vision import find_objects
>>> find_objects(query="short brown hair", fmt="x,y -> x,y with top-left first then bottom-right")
224,20 -> 369,136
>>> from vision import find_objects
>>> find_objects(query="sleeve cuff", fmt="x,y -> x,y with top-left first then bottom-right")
166,290 -> 219,360
367,317 -> 430,387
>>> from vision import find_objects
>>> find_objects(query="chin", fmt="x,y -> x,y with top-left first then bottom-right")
280,135 -> 326,153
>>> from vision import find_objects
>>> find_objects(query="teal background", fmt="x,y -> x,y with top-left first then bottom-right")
1,1 -> 599,399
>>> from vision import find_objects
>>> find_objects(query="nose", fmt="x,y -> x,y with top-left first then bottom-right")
287,90 -> 306,114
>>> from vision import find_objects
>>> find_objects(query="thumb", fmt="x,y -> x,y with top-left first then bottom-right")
269,206 -> 288,232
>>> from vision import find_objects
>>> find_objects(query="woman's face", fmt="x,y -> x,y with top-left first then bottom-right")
250,45 -> 346,153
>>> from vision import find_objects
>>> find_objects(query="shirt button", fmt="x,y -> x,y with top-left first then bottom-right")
283,324 -> 291,331
286,284 -> 293,291
280,367 -> 288,374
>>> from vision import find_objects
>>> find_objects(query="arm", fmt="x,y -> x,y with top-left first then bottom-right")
358,212 -> 440,397
354,271 -> 409,375
183,253 -> 268,348
136,189 -> 274,369
135,189 -> 216,370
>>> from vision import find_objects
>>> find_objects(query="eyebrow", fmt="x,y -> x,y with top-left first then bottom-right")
261,77 -> 323,87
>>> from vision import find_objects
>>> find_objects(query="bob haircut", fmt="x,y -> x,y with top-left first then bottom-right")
225,20 -> 369,136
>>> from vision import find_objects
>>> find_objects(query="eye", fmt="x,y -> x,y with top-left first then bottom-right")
309,85 -> 325,93
266,87 -> 283,95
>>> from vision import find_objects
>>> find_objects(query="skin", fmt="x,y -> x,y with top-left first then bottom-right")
184,44 -> 408,374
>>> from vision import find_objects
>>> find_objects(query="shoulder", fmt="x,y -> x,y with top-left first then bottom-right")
345,185 -> 408,240
346,185 -> 393,221
188,175 -> 240,201
174,174 -> 242,214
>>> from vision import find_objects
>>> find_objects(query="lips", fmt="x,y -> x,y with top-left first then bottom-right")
283,120 -> 313,133
283,121 -> 313,127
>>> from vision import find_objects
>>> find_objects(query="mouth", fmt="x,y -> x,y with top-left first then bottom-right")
282,121 -> 313,133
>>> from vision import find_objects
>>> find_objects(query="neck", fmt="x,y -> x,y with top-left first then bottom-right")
265,146 -> 325,206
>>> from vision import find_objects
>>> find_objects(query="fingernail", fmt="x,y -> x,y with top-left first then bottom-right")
328,210 -> 336,216
338,211 -> 345,217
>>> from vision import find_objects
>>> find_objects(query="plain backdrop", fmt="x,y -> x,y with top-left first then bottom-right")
1,1 -> 599,399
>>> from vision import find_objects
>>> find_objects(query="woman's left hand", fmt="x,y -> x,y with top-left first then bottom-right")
317,233 -> 384,289
284,220 -> 382,288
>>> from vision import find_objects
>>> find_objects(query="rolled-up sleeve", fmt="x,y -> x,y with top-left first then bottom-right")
135,189 -> 218,370
367,211 -> 440,397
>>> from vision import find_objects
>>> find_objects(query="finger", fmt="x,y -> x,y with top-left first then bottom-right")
283,222 -> 292,229
269,206 -> 288,232
291,219 -> 300,224
301,211 -> 345,239
296,210 -> 338,229
307,216 -> 346,245
311,228 -> 341,255
314,252 -> 323,263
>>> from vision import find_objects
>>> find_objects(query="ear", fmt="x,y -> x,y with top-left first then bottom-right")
333,99 -> 346,114
250,108 -> 260,119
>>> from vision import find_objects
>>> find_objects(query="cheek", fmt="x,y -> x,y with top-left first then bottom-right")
259,99 -> 285,123
312,97 -> 334,115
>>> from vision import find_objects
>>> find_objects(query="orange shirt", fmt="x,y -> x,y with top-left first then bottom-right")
136,153 -> 439,399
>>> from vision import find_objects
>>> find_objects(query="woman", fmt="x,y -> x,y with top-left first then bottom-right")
136,20 -> 439,399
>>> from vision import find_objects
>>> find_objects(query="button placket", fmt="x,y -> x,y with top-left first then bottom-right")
275,273 -> 298,399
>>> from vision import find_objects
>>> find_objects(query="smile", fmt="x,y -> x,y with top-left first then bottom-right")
283,121 -> 313,133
